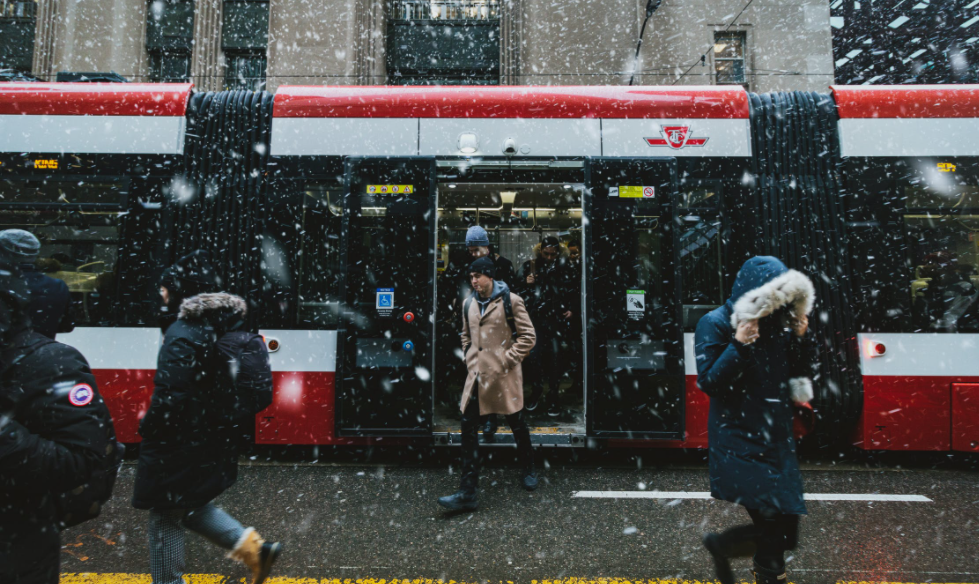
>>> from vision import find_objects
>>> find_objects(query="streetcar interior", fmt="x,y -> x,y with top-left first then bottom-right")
0,178 -> 125,326
435,179 -> 586,435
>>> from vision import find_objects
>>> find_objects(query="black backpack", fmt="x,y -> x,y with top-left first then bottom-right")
1,335 -> 124,530
215,330 -> 274,416
55,439 -> 124,530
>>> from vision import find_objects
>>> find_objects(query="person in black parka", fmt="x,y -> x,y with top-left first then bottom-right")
695,256 -> 817,584
133,251 -> 281,584
0,261 -> 113,584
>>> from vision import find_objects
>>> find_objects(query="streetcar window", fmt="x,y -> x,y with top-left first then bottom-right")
905,214 -> 979,333
262,182 -> 342,328
679,184 -> 724,331
0,181 -> 125,327
906,184 -> 979,209
0,180 -> 124,205
679,216 -> 724,331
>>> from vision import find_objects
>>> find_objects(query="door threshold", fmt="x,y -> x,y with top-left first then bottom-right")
432,429 -> 587,447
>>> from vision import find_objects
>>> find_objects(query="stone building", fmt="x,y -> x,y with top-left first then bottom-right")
1,0 -> 834,92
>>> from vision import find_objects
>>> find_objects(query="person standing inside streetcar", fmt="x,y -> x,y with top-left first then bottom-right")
518,236 -> 576,416
438,256 -> 537,511
465,225 -> 518,440
694,256 -> 817,584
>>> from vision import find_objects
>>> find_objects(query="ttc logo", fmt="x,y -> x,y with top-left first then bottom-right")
645,125 -> 709,149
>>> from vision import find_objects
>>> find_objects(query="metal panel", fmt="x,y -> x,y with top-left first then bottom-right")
840,118 -> 979,157
420,118 -> 600,157
270,118 -> 419,156
0,115 -> 186,154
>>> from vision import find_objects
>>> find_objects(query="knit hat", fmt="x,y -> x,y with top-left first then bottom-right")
0,229 -> 41,262
541,236 -> 560,249
469,256 -> 496,279
159,250 -> 221,299
465,225 -> 490,247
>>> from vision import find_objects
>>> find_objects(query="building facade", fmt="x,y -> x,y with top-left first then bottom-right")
2,0 -> 834,92
832,0 -> 979,85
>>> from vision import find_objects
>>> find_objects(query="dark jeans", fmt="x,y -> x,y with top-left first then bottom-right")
714,507 -> 800,573
460,396 -> 533,492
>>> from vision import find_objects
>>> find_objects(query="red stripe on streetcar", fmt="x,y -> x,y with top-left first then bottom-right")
273,86 -> 750,119
832,85 -> 979,118
0,83 -> 194,116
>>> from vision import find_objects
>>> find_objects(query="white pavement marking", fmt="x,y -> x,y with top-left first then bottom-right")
571,491 -> 933,502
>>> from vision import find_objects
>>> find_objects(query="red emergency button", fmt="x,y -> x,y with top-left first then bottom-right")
403,312 -> 415,323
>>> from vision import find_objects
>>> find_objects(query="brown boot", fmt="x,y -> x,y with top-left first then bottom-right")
229,527 -> 283,584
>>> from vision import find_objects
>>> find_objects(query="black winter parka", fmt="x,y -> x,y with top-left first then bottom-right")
0,329 -> 110,580
133,293 -> 269,511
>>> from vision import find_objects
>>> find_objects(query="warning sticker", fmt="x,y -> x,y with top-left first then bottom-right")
618,186 -> 655,199
367,185 -> 414,195
627,289 -> 645,321
376,287 -> 395,316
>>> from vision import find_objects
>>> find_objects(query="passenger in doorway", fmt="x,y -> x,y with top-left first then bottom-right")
695,256 -> 817,584
437,256 -> 537,511
465,225 -> 518,440
519,236 -> 577,417
0,230 -> 75,339
466,225 -> 516,288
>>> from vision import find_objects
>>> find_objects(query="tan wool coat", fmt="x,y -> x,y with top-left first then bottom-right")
459,291 -> 536,415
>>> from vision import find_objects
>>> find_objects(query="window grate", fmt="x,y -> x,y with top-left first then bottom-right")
393,0 -> 500,21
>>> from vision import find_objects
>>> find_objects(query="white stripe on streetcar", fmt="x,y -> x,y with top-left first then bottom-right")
571,491 -> 932,502
0,115 -> 186,155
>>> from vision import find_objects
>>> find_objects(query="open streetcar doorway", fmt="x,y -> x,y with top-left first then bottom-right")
433,169 -> 587,444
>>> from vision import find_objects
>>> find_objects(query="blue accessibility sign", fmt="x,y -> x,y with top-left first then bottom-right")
376,288 -> 394,310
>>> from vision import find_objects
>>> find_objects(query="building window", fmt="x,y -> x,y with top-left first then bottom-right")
222,0 -> 268,90
146,0 -> 194,83
393,0 -> 500,21
0,0 -> 37,75
388,0 -> 500,85
224,52 -> 267,91
714,31 -> 747,88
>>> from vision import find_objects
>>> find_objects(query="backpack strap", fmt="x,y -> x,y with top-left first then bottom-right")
464,292 -> 517,340
502,293 -> 517,338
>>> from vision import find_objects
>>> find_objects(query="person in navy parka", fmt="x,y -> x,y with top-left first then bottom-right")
695,256 -> 817,584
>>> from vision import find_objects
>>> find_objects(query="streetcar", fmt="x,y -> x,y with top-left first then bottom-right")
0,81 -> 975,452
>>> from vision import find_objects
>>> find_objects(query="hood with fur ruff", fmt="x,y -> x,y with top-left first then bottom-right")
729,256 -> 815,329
178,292 -> 247,321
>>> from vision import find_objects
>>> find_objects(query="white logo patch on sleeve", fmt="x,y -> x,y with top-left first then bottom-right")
68,383 -> 94,407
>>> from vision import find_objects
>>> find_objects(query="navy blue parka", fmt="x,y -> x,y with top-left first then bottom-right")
695,257 -> 816,515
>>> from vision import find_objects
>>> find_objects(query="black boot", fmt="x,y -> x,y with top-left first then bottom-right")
702,533 -> 735,584
525,385 -> 543,411
521,463 -> 539,491
752,563 -> 787,584
482,415 -> 498,442
437,489 -> 478,511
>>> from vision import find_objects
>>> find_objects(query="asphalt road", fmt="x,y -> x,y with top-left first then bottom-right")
59,449 -> 979,583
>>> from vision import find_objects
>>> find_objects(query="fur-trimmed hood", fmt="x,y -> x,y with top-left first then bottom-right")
729,256 -> 815,329
178,292 -> 247,321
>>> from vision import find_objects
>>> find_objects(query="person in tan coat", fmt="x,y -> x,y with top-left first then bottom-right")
438,257 -> 537,511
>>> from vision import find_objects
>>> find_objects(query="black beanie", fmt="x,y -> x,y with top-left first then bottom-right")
160,250 -> 221,299
469,256 -> 496,279
541,236 -> 560,249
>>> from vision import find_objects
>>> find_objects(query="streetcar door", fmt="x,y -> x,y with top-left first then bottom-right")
584,157 -> 684,439
336,157 -> 437,437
